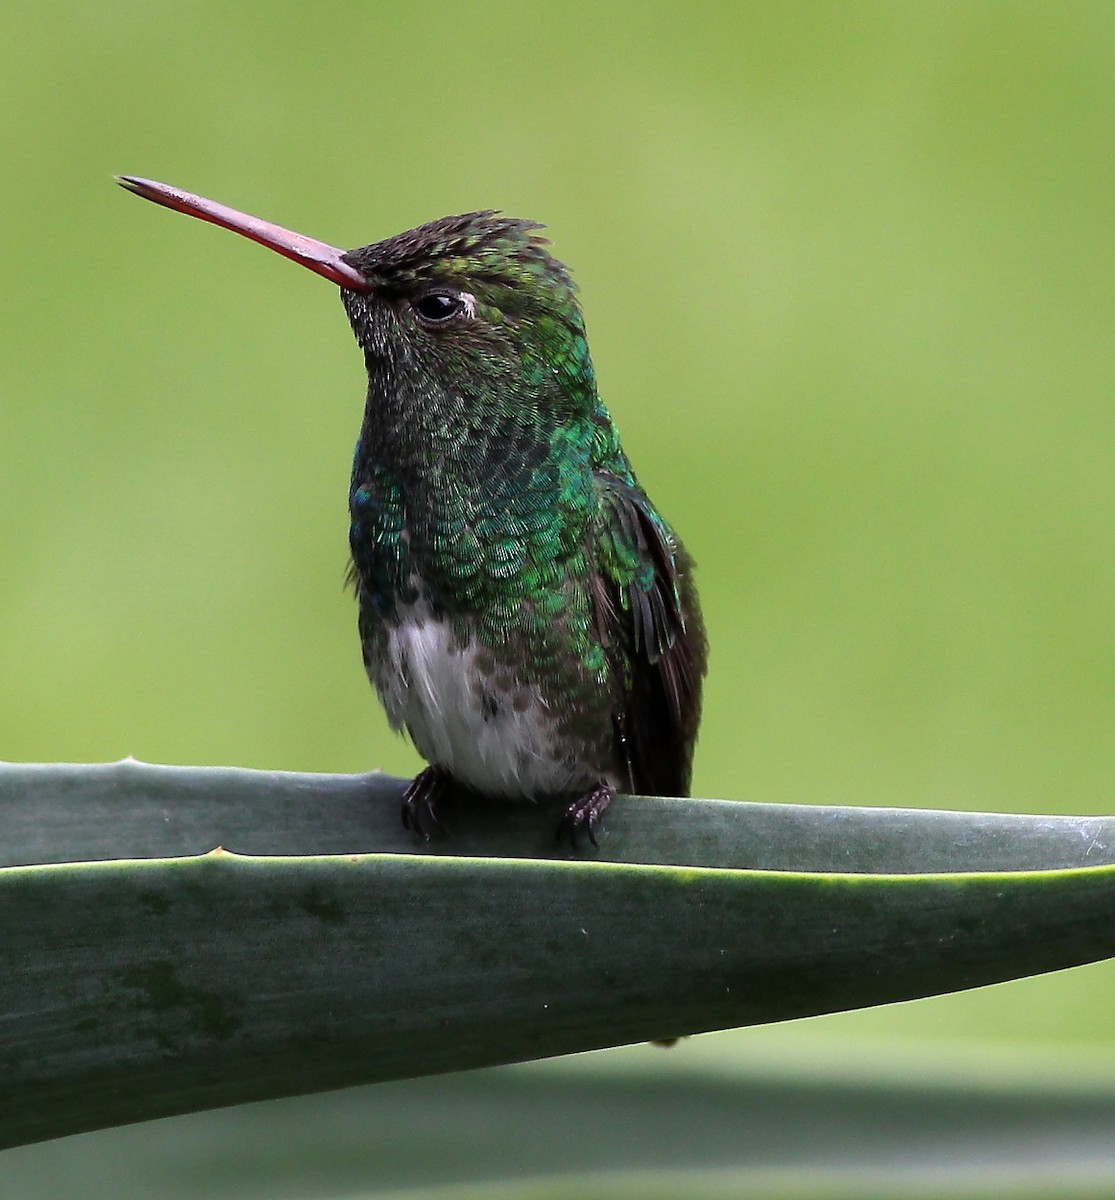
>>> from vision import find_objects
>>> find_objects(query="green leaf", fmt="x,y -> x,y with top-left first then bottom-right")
3,759 -> 1115,1149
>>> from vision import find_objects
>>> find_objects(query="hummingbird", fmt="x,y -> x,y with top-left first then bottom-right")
117,177 -> 707,844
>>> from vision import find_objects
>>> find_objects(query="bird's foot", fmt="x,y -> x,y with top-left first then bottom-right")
401,765 -> 452,839
557,780 -> 615,849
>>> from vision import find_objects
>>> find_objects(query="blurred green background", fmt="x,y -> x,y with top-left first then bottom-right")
4,0 -> 1115,1190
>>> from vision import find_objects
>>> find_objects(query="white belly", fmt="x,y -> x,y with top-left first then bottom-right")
371,612 -> 592,799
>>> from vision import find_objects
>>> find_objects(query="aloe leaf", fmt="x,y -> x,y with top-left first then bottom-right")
4,759 -> 1112,872
2,759 -> 1115,1149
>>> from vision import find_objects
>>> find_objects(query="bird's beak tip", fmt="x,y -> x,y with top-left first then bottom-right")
116,174 -> 372,292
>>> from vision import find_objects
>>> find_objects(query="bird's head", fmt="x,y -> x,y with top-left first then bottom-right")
117,180 -> 598,437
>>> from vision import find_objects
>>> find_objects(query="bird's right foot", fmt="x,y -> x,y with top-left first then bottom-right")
557,780 -> 615,849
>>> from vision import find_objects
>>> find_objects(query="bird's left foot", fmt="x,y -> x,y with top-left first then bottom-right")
401,765 -> 452,839
557,781 -> 615,849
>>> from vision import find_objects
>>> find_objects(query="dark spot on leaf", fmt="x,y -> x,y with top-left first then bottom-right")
300,883 -> 345,924
116,961 -> 242,1046
137,890 -> 171,915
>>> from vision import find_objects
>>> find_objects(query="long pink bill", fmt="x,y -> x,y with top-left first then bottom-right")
116,176 -> 371,291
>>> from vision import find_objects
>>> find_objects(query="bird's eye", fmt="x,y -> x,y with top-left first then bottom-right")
412,292 -> 467,324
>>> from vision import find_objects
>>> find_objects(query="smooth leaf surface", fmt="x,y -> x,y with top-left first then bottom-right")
4,759 -> 1115,872
3,760 -> 1115,1149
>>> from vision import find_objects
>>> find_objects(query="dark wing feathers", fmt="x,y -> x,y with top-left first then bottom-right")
593,473 -> 705,797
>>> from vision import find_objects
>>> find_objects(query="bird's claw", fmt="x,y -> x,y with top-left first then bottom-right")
401,766 -> 451,839
557,781 -> 615,849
